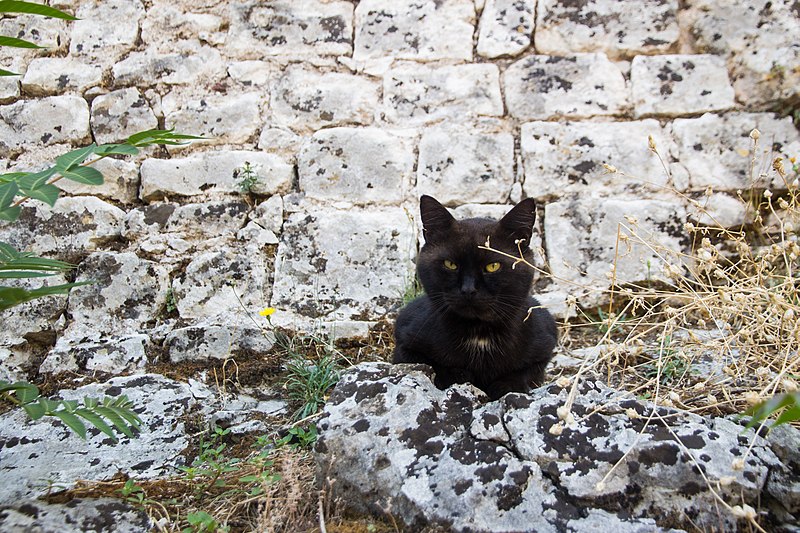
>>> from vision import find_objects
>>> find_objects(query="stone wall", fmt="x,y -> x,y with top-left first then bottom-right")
1,0 -> 799,378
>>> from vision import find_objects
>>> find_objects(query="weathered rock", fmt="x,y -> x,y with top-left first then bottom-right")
504,54 -> 629,120
112,44 -> 226,87
0,499 -> 151,533
20,57 -> 104,96
165,320 -> 275,363
163,91 -> 262,146
228,60 -> 277,87
687,192 -> 749,228
417,123 -> 515,205
0,75 -> 19,103
298,127 -> 415,205
90,88 -> 158,144
58,157 -> 140,204
172,245 -> 271,321
270,67 -> 380,131
383,63 -> 503,125
353,0 -> 474,63
124,200 -> 251,244
670,112 -> 800,191
61,252 -> 170,342
544,196 -> 688,292
520,120 -> 672,200
535,0 -> 680,59
630,54 -> 736,118
227,0 -> 353,59
317,363 -> 797,531
140,4 -> 224,47
684,0 -> 800,105
0,374 -> 215,504
271,205 -> 416,321
476,0 -> 534,59
139,151 -> 293,200
0,95 -> 91,156
69,0 -> 145,63
0,197 -> 126,261
41,334 -> 150,374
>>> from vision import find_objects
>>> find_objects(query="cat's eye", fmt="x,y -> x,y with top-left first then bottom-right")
485,262 -> 501,273
443,259 -> 458,271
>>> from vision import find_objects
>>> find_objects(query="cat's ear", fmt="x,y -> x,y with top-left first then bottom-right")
420,195 -> 456,244
499,198 -> 536,246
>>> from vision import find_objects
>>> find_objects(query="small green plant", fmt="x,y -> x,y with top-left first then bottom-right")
234,161 -> 261,193
179,427 -> 240,492
596,308 -> 628,334
184,510 -> 228,533
277,424 -> 318,449
165,287 -> 178,314
0,380 -> 141,440
284,353 -> 341,420
401,273 -> 424,305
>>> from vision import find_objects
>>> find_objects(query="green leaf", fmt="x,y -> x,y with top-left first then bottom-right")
0,380 -> 39,403
0,281 -> 91,311
127,128 -> 204,147
0,205 -> 21,221
94,143 -> 139,156
22,401 -> 45,420
745,393 -> 800,430
74,407 -> 117,440
54,144 -> 97,172
0,172 -> 28,184
52,410 -> 87,439
0,181 -> 19,211
0,68 -> 19,76
94,405 -> 135,438
0,1 -> 78,20
0,35 -> 42,49
21,183 -> 59,206
60,166 -> 104,185
16,167 -> 57,192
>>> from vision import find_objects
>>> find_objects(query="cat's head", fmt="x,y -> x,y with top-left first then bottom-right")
417,195 -> 537,322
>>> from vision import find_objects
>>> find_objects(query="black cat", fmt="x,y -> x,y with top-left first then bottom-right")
393,195 -> 557,400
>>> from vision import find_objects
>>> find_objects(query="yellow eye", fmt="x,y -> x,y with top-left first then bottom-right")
443,259 -> 458,271
485,262 -> 501,273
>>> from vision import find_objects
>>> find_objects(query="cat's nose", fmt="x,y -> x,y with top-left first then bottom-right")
460,277 -> 478,297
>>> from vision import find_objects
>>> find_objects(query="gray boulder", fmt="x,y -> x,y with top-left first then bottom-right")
316,362 -> 799,532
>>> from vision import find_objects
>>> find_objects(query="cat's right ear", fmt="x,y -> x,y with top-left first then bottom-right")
420,195 -> 456,244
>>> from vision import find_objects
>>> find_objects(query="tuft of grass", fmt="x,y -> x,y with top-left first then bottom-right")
284,351 -> 341,421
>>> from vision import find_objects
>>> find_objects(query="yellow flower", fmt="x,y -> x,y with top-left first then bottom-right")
259,307 -> 276,317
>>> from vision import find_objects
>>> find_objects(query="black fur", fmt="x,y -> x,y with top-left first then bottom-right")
393,195 -> 557,400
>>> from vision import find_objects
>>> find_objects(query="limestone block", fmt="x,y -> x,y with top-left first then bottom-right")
20,58 -> 104,96
227,0 -> 353,59
0,75 -> 18,103
544,196 -> 688,290
0,15 -> 68,52
536,0 -> 679,59
172,246 -> 271,321
631,54 -> 736,118
258,127 -> 303,159
417,124 -> 514,205
317,363 -> 790,531
298,127 -> 415,205
250,195 -> 284,235
90,88 -> 158,145
0,499 -> 150,533
112,44 -> 226,87
58,157 -> 139,204
353,0 -> 474,63
688,192 -> 748,228
504,54 -> 628,120
685,0 -> 800,105
520,120 -> 671,200
63,252 -> 170,340
0,197 -> 125,260
476,0 -> 534,58
140,151 -> 293,200
670,112 -> 800,191
0,95 -> 90,156
41,334 -> 149,374
383,63 -> 503,125
271,205 -> 416,321
166,321 -> 275,363
228,61 -> 276,87
0,374 -> 215,503
271,67 -> 380,131
69,0 -> 145,62
163,92 -> 262,145
140,4 -> 224,46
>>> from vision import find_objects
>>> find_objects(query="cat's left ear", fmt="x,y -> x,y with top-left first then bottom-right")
499,198 -> 536,246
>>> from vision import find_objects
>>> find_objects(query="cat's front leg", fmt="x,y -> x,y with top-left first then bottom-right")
433,366 -> 475,389
485,363 -> 548,400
